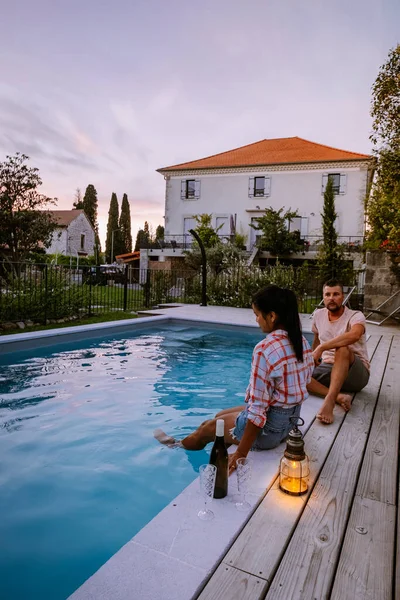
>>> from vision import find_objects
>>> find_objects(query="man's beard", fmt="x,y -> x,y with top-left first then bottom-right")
327,303 -> 342,313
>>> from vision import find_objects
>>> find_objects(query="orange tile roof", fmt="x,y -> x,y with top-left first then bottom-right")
158,137 -> 371,172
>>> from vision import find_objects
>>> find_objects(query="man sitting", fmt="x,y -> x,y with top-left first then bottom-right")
307,279 -> 370,424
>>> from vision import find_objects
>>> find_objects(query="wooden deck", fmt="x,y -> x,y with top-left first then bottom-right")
197,334 -> 400,600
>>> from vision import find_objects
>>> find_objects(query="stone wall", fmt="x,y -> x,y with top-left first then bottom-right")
364,251 -> 400,311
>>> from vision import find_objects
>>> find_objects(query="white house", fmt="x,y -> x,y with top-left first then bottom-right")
146,137 -> 375,268
46,210 -> 95,257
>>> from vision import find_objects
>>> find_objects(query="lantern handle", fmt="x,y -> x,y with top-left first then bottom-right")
289,416 -> 305,431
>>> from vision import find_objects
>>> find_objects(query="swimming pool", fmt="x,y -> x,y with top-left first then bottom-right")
0,322 -> 266,600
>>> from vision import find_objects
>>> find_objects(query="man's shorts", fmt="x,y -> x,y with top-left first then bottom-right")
312,355 -> 370,392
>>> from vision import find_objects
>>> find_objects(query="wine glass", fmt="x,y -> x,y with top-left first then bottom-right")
198,464 -> 217,521
235,457 -> 251,511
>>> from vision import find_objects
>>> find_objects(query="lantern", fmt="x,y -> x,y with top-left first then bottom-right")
279,417 -> 309,496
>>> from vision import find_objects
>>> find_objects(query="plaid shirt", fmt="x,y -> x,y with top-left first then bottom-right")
245,329 -> 314,428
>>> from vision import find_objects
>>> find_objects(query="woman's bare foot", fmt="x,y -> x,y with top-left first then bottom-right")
153,429 -> 182,448
336,393 -> 352,412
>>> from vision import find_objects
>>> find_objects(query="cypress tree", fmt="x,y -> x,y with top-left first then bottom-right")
119,193 -> 132,254
105,193 -> 121,263
82,184 -> 101,260
317,178 -> 351,281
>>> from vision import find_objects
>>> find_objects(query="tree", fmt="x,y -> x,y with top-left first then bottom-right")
369,44 -> 400,192
192,213 -> 222,248
134,221 -> 151,251
250,207 -> 303,257
0,153 -> 57,262
155,224 -> 165,240
119,193 -> 132,254
81,184 -> 101,259
105,193 -> 121,262
317,178 -> 351,281
73,187 -> 83,209
367,182 -> 400,249
370,44 -> 400,151
366,44 -> 400,262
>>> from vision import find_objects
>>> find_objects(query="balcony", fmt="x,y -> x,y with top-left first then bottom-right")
140,234 -> 234,252
253,235 -> 364,254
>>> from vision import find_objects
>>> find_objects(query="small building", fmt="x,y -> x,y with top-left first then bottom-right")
46,210 -> 95,257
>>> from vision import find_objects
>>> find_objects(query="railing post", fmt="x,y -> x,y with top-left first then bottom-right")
123,264 -> 128,311
88,266 -> 92,317
144,269 -> 151,308
44,264 -> 48,324
189,229 -> 207,306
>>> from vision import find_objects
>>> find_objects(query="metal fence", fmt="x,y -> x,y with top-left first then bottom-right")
0,261 -> 365,326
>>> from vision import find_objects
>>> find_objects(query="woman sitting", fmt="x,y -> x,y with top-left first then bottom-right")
155,285 -> 314,473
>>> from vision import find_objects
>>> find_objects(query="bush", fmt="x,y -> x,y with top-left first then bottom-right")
0,267 -> 90,322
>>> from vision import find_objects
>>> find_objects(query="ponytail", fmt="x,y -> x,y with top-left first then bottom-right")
252,286 -> 304,361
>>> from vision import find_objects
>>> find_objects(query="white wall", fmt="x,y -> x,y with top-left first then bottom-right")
164,165 -> 369,249
47,228 -> 68,254
46,214 -> 95,256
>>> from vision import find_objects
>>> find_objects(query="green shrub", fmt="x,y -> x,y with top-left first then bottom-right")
0,267 -> 90,322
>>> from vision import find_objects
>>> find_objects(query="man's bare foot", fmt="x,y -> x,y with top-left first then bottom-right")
316,397 -> 335,424
336,393 -> 352,412
153,428 -> 182,448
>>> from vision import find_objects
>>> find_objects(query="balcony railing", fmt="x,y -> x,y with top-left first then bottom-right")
297,235 -> 364,253
253,235 -> 364,254
141,234 -> 234,252
140,234 -> 365,254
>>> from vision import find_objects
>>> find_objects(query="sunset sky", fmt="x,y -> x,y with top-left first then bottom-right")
1,0 -> 398,246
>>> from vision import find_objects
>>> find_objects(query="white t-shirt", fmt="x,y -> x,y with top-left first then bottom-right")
311,306 -> 370,371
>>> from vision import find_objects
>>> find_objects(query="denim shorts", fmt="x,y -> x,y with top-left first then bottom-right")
231,404 -> 301,450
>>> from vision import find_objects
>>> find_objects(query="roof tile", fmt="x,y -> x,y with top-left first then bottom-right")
158,136 -> 371,172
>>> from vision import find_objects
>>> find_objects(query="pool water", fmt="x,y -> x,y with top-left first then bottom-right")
0,323 -> 266,600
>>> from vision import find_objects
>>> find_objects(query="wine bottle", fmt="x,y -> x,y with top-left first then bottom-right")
209,418 -> 228,499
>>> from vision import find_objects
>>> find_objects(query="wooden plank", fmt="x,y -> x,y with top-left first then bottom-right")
264,335 -> 392,600
330,497 -> 396,600
331,335 -> 399,599
397,492 -> 400,600
223,417 -> 343,582
196,564 -> 267,600
356,335 -> 400,504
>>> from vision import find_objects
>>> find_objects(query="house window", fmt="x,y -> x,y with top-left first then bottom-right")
328,173 -> 341,194
186,180 -> 196,198
248,176 -> 271,197
254,177 -> 265,197
80,234 -> 85,250
181,179 -> 201,200
322,173 -> 347,195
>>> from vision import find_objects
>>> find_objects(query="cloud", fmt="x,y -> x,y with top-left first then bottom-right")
0,92 -> 101,171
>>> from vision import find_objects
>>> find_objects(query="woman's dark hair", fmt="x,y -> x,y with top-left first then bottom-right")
252,285 -> 304,361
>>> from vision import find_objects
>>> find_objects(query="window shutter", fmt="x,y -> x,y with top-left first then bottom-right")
181,180 -> 186,199
264,177 -> 271,196
194,179 -> 201,198
248,177 -> 254,197
300,217 -> 308,238
339,174 -> 347,195
321,174 -> 328,194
